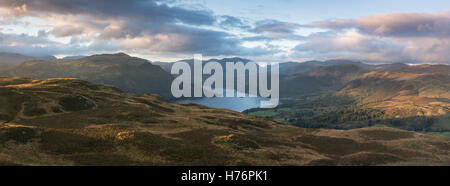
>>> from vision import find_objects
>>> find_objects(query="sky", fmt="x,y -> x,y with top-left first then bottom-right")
0,0 -> 449,63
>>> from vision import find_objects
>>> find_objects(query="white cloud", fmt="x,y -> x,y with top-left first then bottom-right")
294,11 -> 450,64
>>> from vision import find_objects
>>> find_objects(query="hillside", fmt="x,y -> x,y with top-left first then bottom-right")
0,77 -> 449,165
1,53 -> 174,99
335,66 -> 450,131
247,63 -> 450,132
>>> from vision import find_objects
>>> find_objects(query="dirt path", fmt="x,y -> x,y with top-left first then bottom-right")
7,102 -> 24,124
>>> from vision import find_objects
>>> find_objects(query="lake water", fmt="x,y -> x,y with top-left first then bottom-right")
173,89 -> 270,112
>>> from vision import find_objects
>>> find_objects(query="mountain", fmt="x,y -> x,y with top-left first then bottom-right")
152,57 -> 252,73
279,63 -> 372,98
151,61 -> 173,72
374,63 -> 409,72
333,65 -> 450,130
279,61 -> 324,76
0,52 -> 40,69
325,59 -> 371,67
35,55 -> 58,62
206,57 -> 251,63
60,55 -> 86,61
153,57 -> 254,96
278,61 -> 300,69
1,53 -> 174,99
0,52 -> 60,69
0,77 -> 449,165
0,52 -> 34,69
307,63 -> 372,83
280,60 -> 372,77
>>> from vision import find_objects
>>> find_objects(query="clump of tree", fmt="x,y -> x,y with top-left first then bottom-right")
386,117 -> 435,132
292,106 -> 386,129
292,105 -> 437,131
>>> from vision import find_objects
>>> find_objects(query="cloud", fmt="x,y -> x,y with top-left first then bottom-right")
0,32 -> 80,56
51,24 -> 85,37
293,11 -> 450,64
253,20 -> 300,33
401,37 -> 450,63
0,0 -> 278,57
251,19 -> 304,40
292,30 -> 412,62
219,16 -> 251,30
0,32 -> 55,46
0,0 -> 216,25
308,11 -> 450,38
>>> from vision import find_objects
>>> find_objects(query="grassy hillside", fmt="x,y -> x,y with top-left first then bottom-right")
0,77 -> 449,166
1,53 -> 174,99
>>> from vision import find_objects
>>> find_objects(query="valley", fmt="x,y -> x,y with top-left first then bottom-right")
0,77 -> 449,165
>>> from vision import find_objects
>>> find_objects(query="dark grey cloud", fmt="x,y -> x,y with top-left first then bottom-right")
37,29 -> 49,37
253,19 -> 300,33
219,15 -> 251,30
0,0 -> 216,39
0,0 -> 215,25
246,19 -> 304,41
242,35 -> 276,42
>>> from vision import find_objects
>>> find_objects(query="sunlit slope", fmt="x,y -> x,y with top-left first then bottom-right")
340,68 -> 450,118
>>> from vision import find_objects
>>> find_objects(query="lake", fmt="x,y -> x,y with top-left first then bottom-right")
173,89 -> 270,112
